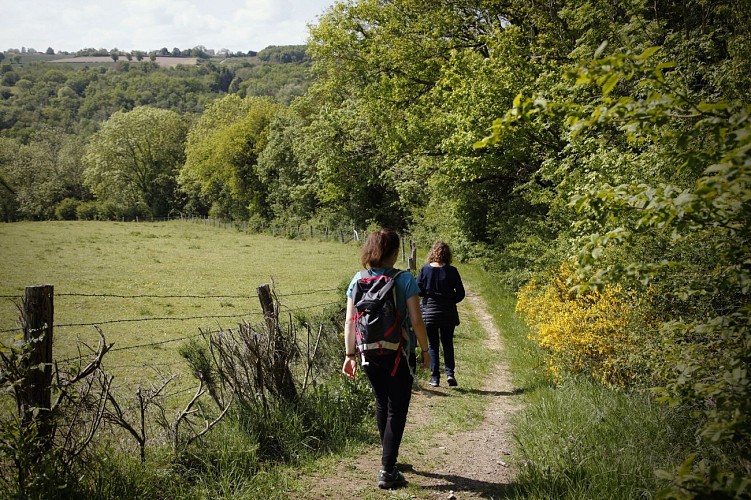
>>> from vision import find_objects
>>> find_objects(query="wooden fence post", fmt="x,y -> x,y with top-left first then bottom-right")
256,284 -> 297,401
20,285 -> 54,452
409,241 -> 417,272
256,284 -> 277,335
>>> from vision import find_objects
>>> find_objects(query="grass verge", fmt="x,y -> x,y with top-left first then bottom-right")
460,264 -> 697,499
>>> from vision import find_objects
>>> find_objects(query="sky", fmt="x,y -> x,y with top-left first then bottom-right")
0,0 -> 335,54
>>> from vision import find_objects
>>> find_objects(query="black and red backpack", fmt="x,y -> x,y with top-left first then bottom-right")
351,269 -> 407,373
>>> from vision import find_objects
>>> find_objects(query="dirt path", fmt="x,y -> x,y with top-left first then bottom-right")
296,289 -> 521,499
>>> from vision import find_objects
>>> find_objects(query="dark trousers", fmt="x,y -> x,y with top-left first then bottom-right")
427,324 -> 456,378
363,352 -> 413,469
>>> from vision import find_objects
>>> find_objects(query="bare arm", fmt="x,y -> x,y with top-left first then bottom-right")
342,298 -> 358,378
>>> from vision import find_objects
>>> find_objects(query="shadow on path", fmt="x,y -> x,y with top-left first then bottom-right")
403,463 -> 516,499
452,387 -> 526,397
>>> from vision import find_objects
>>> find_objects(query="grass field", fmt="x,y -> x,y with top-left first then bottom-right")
0,220 -> 361,391
47,56 -> 199,67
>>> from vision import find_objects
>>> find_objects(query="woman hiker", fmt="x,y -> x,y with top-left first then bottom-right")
342,228 -> 430,489
417,240 -> 465,387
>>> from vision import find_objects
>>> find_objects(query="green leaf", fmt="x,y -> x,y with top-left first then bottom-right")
601,73 -> 620,95
472,138 -> 489,149
638,46 -> 660,61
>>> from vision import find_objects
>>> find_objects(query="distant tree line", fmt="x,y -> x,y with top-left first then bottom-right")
257,45 -> 309,63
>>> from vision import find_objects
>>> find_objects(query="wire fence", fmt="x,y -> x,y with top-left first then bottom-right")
66,214 -> 420,252
104,214 -> 368,244
1,287 -> 339,302
182,215 -> 366,243
0,286 -> 343,357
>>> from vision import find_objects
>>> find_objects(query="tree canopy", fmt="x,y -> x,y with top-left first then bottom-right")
83,106 -> 187,218
179,95 -> 281,220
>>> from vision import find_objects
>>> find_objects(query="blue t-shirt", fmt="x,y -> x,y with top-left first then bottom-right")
346,267 -> 420,326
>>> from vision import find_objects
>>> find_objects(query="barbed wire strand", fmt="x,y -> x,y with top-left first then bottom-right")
280,301 -> 340,312
2,298 -> 341,335
0,287 -> 339,301
55,330 -> 213,365
50,301 -> 338,364
102,361 -> 176,370
0,312 -> 256,334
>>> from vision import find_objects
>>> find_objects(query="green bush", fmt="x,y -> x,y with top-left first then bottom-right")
54,197 -> 80,220
234,375 -> 372,464
96,201 -> 120,220
75,200 -> 99,220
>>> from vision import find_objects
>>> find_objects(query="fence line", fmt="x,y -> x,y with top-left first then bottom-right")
279,301 -> 340,313
0,312 -> 257,335
57,311 -> 261,328
0,296 -> 341,335
1,287 -> 340,302
179,215 -> 365,244
51,302 -> 340,366
57,288 -> 339,299
56,330 -> 220,366
0,287 -> 342,334
54,215 -> 418,253
72,214 -> 365,243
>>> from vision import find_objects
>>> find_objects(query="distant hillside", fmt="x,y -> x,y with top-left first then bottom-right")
0,44 -> 312,142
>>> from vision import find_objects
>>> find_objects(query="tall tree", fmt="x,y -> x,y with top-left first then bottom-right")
83,107 -> 187,217
179,95 -> 281,220
0,130 -> 87,220
304,0 -> 555,238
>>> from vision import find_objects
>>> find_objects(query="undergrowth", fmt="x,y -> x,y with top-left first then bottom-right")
461,263 -> 700,499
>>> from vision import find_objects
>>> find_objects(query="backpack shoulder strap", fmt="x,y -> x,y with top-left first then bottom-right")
386,268 -> 404,279
359,269 -> 371,280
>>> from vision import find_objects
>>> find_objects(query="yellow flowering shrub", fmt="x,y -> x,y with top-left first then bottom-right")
516,263 -> 638,386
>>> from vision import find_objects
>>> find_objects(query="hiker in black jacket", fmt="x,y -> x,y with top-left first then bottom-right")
417,241 -> 465,387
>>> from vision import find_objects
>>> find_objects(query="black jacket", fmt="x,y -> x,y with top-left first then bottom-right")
416,264 -> 465,326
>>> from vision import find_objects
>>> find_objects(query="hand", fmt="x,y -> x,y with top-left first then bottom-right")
421,350 -> 430,369
342,357 -> 357,379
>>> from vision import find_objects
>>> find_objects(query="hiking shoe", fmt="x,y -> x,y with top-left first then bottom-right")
428,376 -> 439,387
378,467 -> 406,489
447,375 -> 458,387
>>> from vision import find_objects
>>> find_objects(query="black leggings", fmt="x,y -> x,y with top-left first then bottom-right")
363,352 -> 413,469
427,323 -> 456,378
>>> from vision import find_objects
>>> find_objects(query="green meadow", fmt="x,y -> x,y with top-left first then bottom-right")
0,220 -> 360,390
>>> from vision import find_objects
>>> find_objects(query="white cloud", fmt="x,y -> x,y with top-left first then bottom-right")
1,0 -> 333,53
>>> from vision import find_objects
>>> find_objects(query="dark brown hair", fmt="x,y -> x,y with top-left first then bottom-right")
360,228 -> 400,268
427,240 -> 452,265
